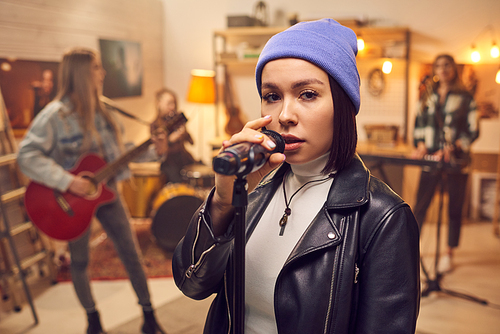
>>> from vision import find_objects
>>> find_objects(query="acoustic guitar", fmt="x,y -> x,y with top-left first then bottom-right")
223,71 -> 245,136
24,112 -> 187,241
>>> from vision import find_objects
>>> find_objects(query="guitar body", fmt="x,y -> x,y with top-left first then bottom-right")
24,110 -> 188,241
25,154 -> 116,241
225,106 -> 245,136
223,72 -> 245,136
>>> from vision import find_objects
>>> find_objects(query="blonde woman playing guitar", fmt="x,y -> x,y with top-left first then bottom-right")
17,47 -> 168,334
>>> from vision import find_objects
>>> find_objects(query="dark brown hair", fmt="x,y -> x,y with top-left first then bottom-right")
323,75 -> 358,174
432,54 -> 466,93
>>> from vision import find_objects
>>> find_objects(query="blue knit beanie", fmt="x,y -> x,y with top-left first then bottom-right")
255,18 -> 360,113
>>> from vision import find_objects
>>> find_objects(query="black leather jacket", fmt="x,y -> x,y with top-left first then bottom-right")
173,155 -> 420,334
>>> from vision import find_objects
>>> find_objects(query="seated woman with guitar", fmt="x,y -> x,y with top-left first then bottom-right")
151,88 -> 196,183
17,47 -> 167,334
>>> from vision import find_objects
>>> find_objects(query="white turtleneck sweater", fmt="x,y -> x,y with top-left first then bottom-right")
244,154 -> 334,334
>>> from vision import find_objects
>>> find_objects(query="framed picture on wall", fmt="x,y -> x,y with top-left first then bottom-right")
99,39 -> 143,98
0,58 -> 59,137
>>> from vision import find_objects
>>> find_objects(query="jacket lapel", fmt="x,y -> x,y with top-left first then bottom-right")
285,207 -> 343,264
326,154 -> 370,209
286,154 -> 369,263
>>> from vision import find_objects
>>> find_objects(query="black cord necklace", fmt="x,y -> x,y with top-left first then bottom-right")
279,170 -> 334,236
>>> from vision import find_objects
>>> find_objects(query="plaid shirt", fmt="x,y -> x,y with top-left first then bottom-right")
413,90 -> 479,154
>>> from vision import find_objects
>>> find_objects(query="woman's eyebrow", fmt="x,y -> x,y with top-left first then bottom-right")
261,82 -> 279,90
291,79 -> 324,89
262,78 -> 325,91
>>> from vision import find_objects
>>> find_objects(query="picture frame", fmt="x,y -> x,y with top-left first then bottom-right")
99,39 -> 143,98
0,58 -> 59,137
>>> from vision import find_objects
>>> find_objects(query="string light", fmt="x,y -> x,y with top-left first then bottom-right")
469,25 -> 499,63
382,60 -> 392,74
357,37 -> 365,51
491,42 -> 499,58
471,45 -> 481,63
496,67 -> 500,84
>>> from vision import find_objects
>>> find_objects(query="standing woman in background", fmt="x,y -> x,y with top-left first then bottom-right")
17,48 -> 167,334
412,54 -> 479,273
173,19 -> 420,333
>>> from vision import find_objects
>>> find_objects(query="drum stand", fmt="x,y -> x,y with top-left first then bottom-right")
232,175 -> 247,334
420,167 -> 488,306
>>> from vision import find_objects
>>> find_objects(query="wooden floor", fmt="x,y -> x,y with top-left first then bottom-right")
416,220 -> 500,334
0,220 -> 499,334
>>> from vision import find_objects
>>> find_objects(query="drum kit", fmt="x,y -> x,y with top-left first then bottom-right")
122,162 -> 215,252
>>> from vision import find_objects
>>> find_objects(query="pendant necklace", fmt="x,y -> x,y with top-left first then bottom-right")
279,169 -> 334,236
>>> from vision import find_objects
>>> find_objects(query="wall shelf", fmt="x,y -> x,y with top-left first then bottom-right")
213,23 -> 412,140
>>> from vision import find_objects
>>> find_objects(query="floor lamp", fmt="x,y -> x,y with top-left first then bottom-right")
186,69 -> 216,164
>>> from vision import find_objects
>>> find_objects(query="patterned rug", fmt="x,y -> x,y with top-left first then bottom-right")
56,218 -> 173,281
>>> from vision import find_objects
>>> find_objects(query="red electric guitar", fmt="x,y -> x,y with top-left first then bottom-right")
24,112 -> 187,241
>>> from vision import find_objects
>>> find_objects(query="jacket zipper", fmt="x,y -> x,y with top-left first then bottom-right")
185,243 -> 215,278
224,272 -> 231,334
185,209 -> 231,333
185,210 -> 216,278
324,246 -> 339,334
324,216 -> 344,334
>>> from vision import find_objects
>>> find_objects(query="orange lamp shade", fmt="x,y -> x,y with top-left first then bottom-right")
186,69 -> 216,104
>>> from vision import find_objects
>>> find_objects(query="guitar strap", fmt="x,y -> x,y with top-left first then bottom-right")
97,103 -> 130,161
100,97 -> 150,126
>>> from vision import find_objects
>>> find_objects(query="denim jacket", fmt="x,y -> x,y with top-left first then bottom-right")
17,98 -> 137,192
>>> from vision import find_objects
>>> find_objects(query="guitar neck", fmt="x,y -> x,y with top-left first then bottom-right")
93,138 -> 152,184
90,111 -> 187,184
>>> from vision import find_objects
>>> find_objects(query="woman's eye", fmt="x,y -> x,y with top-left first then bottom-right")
300,90 -> 318,100
263,93 -> 280,103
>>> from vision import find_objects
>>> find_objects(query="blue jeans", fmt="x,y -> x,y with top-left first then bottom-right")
68,182 -> 151,312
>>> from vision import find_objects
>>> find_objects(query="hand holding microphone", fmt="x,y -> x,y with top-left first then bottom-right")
213,129 -> 285,176
209,116 -> 285,237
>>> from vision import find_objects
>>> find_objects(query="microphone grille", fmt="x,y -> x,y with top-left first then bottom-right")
261,129 -> 285,154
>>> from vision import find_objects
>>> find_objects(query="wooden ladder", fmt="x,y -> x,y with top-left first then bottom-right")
0,87 -> 56,324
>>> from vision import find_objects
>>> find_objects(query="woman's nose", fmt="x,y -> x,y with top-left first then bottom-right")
278,98 -> 298,126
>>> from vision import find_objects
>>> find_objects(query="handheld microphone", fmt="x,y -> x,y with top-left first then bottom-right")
420,75 -> 431,85
212,129 -> 285,176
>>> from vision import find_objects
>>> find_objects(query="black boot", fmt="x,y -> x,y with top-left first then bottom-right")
141,310 -> 166,334
87,310 -> 106,334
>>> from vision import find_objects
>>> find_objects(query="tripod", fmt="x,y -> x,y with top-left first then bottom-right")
419,166 -> 488,305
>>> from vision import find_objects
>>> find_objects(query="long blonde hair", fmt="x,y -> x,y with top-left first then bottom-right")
56,47 -> 123,152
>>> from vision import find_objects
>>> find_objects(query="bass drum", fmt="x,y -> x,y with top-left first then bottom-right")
150,183 -> 204,252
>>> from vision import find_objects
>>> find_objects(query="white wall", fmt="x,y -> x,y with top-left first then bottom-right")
0,0 -> 164,144
1,1 -> 498,161
161,0 -> 500,163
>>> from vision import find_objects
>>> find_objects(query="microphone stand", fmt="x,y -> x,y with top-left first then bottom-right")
213,129 -> 284,334
418,100 -> 489,304
232,175 -> 247,334
100,96 -> 150,125
420,161 -> 489,305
